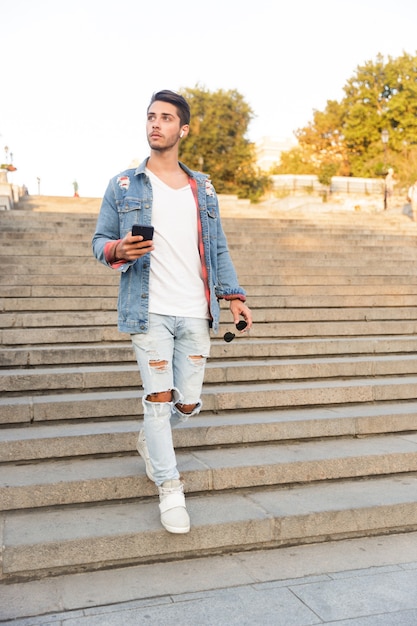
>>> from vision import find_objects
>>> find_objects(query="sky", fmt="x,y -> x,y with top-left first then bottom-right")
2,0 -> 417,198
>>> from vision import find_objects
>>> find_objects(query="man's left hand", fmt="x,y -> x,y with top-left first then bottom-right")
229,300 -> 252,331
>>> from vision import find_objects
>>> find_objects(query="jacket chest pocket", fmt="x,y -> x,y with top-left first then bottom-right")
118,199 -> 148,237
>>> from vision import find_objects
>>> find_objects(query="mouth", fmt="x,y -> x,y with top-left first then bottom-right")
150,132 -> 162,139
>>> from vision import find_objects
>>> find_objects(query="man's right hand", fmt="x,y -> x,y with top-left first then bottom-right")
115,231 -> 155,261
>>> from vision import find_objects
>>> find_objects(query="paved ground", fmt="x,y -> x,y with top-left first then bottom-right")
1,532 -> 417,625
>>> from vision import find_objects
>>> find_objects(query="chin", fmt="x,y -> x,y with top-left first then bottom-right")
149,139 -> 164,149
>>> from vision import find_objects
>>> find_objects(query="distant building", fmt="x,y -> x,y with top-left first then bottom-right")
255,136 -> 296,172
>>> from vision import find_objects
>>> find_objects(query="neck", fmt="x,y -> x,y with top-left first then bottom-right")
146,152 -> 189,189
147,150 -> 182,176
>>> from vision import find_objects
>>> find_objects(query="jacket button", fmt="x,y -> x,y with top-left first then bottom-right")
141,293 -> 147,298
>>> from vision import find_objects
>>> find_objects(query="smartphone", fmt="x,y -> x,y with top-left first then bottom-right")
132,224 -> 154,241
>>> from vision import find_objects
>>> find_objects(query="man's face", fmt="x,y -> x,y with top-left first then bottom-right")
146,100 -> 183,151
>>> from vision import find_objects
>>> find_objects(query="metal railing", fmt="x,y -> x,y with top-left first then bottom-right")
272,175 -> 384,194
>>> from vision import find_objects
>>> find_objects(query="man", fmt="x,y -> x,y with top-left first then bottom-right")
92,90 -> 252,534
384,168 -> 395,210
408,180 -> 417,221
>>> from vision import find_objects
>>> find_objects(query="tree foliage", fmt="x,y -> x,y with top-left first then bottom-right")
273,52 -> 417,187
178,86 -> 271,201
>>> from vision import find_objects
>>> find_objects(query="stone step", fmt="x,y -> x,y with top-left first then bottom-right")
4,259 -> 417,276
0,214 -> 413,234
6,231 -> 411,245
246,283 -> 417,294
6,219 -> 412,234
1,215 -> 413,234
3,335 -> 417,368
14,196 -> 102,212
2,225 -> 416,240
2,273 -> 417,288
3,242 -> 417,260
3,376 -> 417,425
0,274 -> 119,286
3,294 -> 417,311
2,306 -> 417,331
2,213 -> 411,230
2,254 -> 417,270
2,401 -> 417,462
2,240 -> 417,257
1,236 -> 416,257
2,474 -> 417,581
1,209 -> 412,229
5,282 -> 417,299
3,319 -> 417,346
3,354 -> 417,394
2,434 -> 417,512
0,206 -> 411,226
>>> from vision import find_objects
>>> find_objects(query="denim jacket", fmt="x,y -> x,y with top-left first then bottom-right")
92,158 -> 246,334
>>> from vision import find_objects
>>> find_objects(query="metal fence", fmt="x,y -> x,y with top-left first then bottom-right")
272,175 -> 384,194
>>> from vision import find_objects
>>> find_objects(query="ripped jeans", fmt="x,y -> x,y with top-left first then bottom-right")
131,314 -> 211,485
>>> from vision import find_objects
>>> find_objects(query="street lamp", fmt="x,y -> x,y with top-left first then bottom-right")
381,130 -> 391,211
381,129 -> 389,170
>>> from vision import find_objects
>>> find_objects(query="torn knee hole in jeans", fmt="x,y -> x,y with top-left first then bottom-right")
146,390 -> 172,403
149,359 -> 169,372
176,402 -> 198,414
188,354 -> 206,367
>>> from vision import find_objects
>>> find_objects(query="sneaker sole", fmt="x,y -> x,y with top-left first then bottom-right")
161,521 -> 190,534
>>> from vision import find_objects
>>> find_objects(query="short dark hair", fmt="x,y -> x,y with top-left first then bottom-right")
147,90 -> 191,126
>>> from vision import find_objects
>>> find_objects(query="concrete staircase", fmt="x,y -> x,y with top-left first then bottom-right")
1,199 -> 417,583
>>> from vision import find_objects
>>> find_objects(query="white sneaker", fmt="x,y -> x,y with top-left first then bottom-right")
136,430 -> 155,482
158,479 -> 190,534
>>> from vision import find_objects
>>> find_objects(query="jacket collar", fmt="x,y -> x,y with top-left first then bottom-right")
134,157 -> 207,181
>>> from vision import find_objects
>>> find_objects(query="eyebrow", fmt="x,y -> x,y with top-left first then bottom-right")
147,110 -> 176,118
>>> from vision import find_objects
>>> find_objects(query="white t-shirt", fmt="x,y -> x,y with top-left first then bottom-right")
146,169 -> 209,319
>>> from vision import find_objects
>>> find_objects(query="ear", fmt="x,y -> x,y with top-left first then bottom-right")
180,125 -> 189,139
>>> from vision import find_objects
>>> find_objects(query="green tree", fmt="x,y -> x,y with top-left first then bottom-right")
270,146 -> 316,175
179,86 -> 270,201
276,52 -> 417,188
296,100 -> 349,175
272,99 -> 348,176
342,52 -> 417,178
